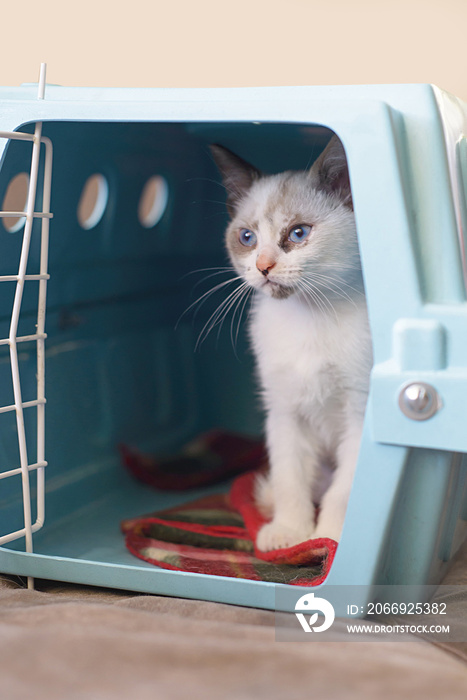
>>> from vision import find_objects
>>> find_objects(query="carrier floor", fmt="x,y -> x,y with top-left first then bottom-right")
30,471 -> 230,567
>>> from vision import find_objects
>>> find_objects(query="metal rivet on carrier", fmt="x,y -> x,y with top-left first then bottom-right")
398,382 -> 441,421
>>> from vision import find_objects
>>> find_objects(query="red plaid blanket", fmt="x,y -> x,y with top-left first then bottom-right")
121,467 -> 337,586
120,430 -> 266,490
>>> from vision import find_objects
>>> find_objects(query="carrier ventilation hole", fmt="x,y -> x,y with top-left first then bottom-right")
138,175 -> 169,228
1,172 -> 29,233
77,174 -> 109,229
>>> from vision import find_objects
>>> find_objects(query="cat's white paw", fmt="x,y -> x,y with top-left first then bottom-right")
256,520 -> 314,552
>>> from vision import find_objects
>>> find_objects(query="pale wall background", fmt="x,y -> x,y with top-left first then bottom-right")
1,0 -> 467,100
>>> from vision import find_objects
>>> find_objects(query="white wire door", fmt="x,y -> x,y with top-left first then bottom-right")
0,66 -> 52,566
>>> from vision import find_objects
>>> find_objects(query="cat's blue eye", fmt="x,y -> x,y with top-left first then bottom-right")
239,228 -> 257,247
288,224 -> 312,243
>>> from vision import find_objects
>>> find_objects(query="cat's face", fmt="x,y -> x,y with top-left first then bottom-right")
211,137 -> 362,304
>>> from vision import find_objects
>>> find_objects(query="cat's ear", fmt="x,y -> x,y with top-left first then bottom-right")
210,144 -> 261,215
312,135 -> 353,208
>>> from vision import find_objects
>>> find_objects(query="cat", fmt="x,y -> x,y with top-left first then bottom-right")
210,136 -> 373,551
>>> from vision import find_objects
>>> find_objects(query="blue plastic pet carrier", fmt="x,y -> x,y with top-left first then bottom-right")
0,66 -> 466,613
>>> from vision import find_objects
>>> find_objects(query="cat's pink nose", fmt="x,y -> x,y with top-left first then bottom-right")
256,253 -> 276,276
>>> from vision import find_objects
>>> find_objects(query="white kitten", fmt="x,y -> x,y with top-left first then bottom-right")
211,136 -> 373,551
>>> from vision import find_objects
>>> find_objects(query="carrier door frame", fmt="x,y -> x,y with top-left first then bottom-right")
0,125 -> 53,560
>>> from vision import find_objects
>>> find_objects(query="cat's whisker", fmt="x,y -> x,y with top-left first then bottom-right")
312,285 -> 340,321
202,211 -> 233,221
295,278 -> 329,317
188,175 -> 247,201
180,265 -> 235,280
232,286 -> 254,354
295,280 -> 318,314
203,211 -> 236,223
175,276 -> 243,330
185,176 -> 229,190
195,199 -> 231,207
228,284 -> 247,346
298,281 -> 332,320
191,269 -> 241,292
195,293 -> 236,349
311,260 -> 360,270
201,283 -> 249,350
220,285 -> 249,356
214,283 -> 249,343
310,271 -> 364,298
305,286 -> 330,318
315,283 -> 356,309
306,273 -> 358,308
188,276 -> 241,310
313,276 -> 363,308
195,281 -> 249,350
303,148 -> 319,173
298,278 -> 339,321
186,173 -> 245,200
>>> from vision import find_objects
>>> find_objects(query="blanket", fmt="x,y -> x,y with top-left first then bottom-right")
121,433 -> 337,585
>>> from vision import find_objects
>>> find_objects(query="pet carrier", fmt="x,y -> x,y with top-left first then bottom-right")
0,67 -> 466,614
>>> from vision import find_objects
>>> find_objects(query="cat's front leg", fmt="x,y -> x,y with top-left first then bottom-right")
312,422 -> 363,542
256,410 -> 317,551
